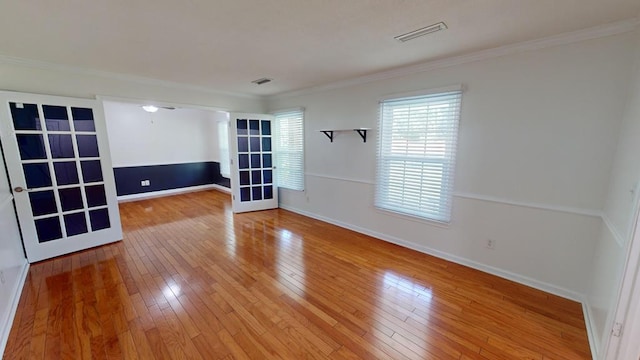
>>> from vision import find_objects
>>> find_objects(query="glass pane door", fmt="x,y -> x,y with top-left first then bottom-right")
0,92 -> 122,262
229,113 -> 278,213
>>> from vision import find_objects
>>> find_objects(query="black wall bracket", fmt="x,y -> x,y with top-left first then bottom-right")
355,129 -> 367,142
321,130 -> 334,142
319,128 -> 370,143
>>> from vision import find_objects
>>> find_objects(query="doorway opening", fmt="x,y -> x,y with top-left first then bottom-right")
100,98 -> 232,203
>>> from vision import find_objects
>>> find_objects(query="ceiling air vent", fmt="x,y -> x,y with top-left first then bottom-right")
251,78 -> 272,85
394,22 -> 447,42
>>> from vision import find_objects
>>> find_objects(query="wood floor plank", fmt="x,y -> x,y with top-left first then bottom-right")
143,327 -> 172,360
3,190 -> 592,359
126,318 -> 156,360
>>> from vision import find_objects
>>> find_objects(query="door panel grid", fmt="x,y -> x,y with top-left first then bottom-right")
10,102 -> 110,242
0,91 -> 121,263
236,118 -> 274,202
229,113 -> 278,213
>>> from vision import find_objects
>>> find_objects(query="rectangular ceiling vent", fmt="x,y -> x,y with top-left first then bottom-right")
251,78 -> 272,85
395,22 -> 447,42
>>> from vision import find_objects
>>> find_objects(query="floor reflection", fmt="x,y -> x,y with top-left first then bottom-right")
223,205 -> 236,258
162,282 -> 181,299
382,271 -> 433,301
376,271 -> 434,357
276,229 -> 306,293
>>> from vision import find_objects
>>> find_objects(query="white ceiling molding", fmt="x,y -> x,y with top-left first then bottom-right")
96,95 -> 229,113
0,54 -> 260,100
0,17 -> 637,101
270,17 -> 640,100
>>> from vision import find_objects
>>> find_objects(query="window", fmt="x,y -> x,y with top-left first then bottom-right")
218,120 -> 230,178
375,90 -> 462,222
274,109 -> 304,191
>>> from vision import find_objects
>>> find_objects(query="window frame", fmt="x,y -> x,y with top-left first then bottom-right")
375,87 -> 462,223
217,119 -> 230,178
274,108 -> 305,191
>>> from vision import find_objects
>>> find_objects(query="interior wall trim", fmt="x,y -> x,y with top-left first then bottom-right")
305,172 -> 374,185
281,201 -> 598,356
117,184 -> 229,203
112,160 -> 222,168
602,213 -> 626,248
0,194 -> 13,210
279,203 -> 584,301
0,262 -> 29,357
270,18 -> 640,100
582,299 -> 600,360
454,192 -> 602,218
97,95 -> 229,113
0,20 -> 635,102
303,172 -> 603,218
0,56 -> 259,100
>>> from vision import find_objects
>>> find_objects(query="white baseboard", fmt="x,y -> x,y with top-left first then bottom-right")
117,184 -> 230,203
280,204 -> 602,353
582,298 -> 600,360
210,184 -> 232,194
0,261 -> 29,357
279,204 -> 584,302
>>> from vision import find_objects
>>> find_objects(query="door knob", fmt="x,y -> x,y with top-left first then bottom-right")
13,186 -> 29,193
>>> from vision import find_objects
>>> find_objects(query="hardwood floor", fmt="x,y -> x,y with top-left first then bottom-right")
4,189 -> 591,359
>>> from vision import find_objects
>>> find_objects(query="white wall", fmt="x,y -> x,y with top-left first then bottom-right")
103,101 -> 227,167
267,31 -> 637,298
602,30 -> 640,241
586,29 -> 640,357
0,150 -> 28,355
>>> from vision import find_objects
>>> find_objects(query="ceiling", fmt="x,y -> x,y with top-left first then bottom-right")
0,1 -> 639,97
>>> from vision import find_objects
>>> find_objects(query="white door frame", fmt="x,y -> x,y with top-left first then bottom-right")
228,113 -> 278,213
603,188 -> 640,359
0,91 -> 122,262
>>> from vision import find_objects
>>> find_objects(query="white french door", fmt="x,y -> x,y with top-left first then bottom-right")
0,91 -> 122,263
229,113 -> 278,213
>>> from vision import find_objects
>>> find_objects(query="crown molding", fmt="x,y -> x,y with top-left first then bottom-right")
0,17 -> 637,102
0,55 -> 260,100
270,17 -> 640,100
96,95 -> 230,112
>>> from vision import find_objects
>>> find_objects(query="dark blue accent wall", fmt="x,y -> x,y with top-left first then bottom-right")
113,161 -> 230,196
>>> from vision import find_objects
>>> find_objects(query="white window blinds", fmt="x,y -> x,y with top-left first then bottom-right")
375,90 -> 462,223
275,109 -> 304,191
218,120 -> 230,178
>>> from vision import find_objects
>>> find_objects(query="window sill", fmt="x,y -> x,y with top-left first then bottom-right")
373,206 -> 451,229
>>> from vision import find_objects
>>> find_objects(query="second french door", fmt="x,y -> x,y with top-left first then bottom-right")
229,113 -> 278,213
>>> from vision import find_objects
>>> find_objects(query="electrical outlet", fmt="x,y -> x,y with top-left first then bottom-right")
486,239 -> 495,250
145,180 -> 150,186
141,180 -> 146,186
0,271 -> 5,284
